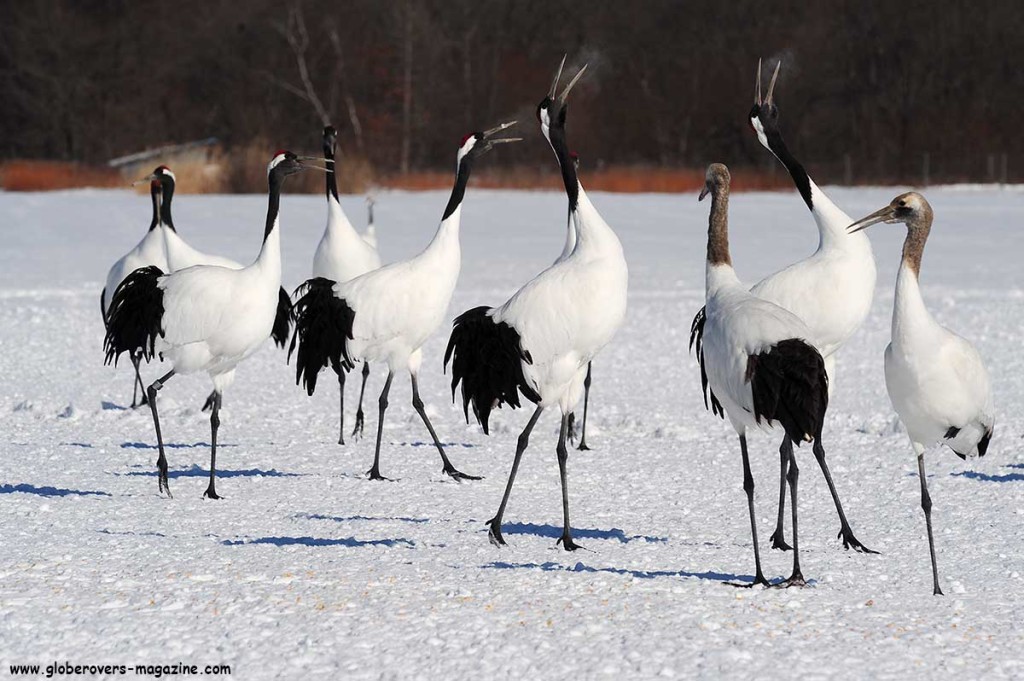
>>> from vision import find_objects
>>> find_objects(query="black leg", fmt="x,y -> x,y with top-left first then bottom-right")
411,374 -> 480,481
813,438 -> 877,553
200,390 -> 216,412
778,445 -> 806,587
556,412 -> 581,551
367,371 -> 393,480
146,370 -> 175,498
337,368 -> 347,446
204,391 -> 223,499
130,352 -> 148,408
352,362 -> 370,438
769,438 -> 793,551
488,406 -> 543,546
918,451 -> 943,596
739,434 -> 769,586
577,362 -> 592,451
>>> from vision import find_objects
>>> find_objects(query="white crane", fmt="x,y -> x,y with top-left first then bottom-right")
713,60 -> 876,553
693,163 -> 829,587
101,176 -> 169,408
848,192 -> 994,595
291,123 -> 519,481
141,165 -> 295,411
308,126 -> 383,444
103,151 -> 322,499
445,61 -> 628,551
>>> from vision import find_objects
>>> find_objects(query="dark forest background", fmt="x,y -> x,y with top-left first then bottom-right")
2,0 -> 1022,189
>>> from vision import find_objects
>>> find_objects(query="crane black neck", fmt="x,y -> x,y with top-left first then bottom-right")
265,171 -> 284,242
148,186 -> 160,232
323,143 -> 339,203
548,122 -> 580,212
442,154 -> 475,221
763,127 -> 813,210
158,177 -> 176,232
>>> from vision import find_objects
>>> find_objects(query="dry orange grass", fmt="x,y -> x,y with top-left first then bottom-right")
0,160 -> 123,191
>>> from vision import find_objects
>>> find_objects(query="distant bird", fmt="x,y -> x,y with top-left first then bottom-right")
101,175 -> 168,408
561,150 -> 595,452
143,165 -> 295,412
848,192 -> 994,595
291,123 -> 519,481
734,60 -> 876,553
104,151 -> 322,499
310,126 -> 383,444
363,195 -> 379,251
445,60 -> 628,550
692,163 -> 828,587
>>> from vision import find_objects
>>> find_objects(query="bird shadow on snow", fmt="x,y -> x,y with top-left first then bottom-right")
952,468 -> 1024,483
118,464 -> 303,479
498,522 -> 668,544
0,483 -> 111,497
221,536 -> 414,548
481,560 -> 745,584
296,513 -> 430,524
120,441 -> 236,450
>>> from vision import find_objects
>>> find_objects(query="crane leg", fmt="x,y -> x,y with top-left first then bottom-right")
337,367 -> 347,446
146,370 -> 175,498
776,445 -> 806,587
411,373 -> 480,481
813,438 -> 877,553
769,438 -> 793,551
130,352 -> 148,408
366,371 -> 393,480
576,362 -> 592,451
487,406 -> 543,546
203,391 -> 223,500
739,434 -> 769,587
917,450 -> 943,595
556,412 -> 581,550
352,362 -> 370,438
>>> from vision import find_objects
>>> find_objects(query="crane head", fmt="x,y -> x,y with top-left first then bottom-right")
322,126 -> 338,158
749,58 -> 782,150
699,163 -> 731,202
133,165 -> 175,189
268,150 -> 331,177
537,55 -> 588,143
456,121 -> 521,163
848,192 -> 931,233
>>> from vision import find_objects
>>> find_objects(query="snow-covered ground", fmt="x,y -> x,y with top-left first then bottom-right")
1,185 -> 1022,679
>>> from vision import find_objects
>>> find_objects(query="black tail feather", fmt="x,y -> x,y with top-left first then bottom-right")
443,306 -> 539,435
272,286 -> 294,349
748,338 -> 828,445
103,266 -> 165,367
690,306 -> 724,419
100,287 -> 107,324
289,277 -> 355,396
977,427 -> 993,457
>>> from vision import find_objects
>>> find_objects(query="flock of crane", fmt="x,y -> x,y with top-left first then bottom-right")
99,59 -> 994,595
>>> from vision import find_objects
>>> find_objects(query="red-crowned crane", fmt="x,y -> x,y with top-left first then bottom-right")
310,126 -> 383,445
141,165 -> 295,412
697,60 -> 876,553
290,123 -> 520,481
103,151 -> 323,499
445,61 -> 628,551
848,192 -> 994,595
101,177 -> 167,408
692,163 -> 828,587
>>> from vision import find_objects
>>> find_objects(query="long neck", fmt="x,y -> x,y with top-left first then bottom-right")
548,123 -> 580,213
764,128 -> 812,210
324,143 -> 339,202
149,187 -> 160,231
264,172 -> 282,243
159,179 -> 176,231
442,155 -> 474,221
892,214 -> 935,343
706,187 -> 731,267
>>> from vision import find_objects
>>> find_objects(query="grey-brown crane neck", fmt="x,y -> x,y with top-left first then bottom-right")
707,185 -> 732,267
901,205 -> 933,277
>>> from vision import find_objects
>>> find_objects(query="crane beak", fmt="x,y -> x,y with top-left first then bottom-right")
296,156 -> 333,172
847,205 -> 895,233
132,173 -> 159,187
755,57 -> 762,105
557,63 -> 588,104
698,184 -> 711,202
549,54 -> 567,99
765,60 -> 781,106
482,121 -> 518,138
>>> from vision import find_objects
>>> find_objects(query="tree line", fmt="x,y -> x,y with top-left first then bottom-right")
1,0 -> 1021,185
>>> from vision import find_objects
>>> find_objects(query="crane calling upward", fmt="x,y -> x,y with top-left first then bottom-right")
104,151 -> 324,499
848,192 -> 994,595
446,60 -> 628,550
291,123 -> 520,481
